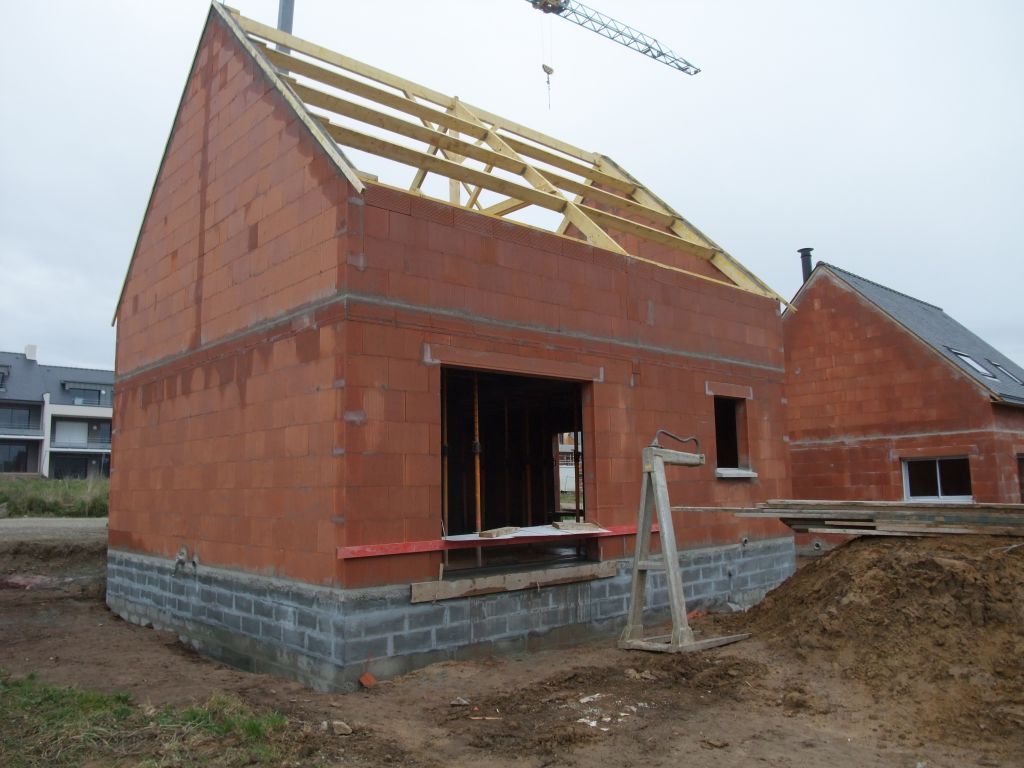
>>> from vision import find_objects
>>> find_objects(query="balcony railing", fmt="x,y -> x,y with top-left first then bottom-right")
0,424 -> 43,437
54,394 -> 113,408
49,439 -> 112,451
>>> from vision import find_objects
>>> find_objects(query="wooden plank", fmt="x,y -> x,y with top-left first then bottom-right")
581,204 -> 719,261
410,561 -> 617,603
262,46 -> 486,139
291,82 -> 528,175
618,633 -> 749,654
804,527 -> 923,537
452,102 -> 627,256
321,122 -> 568,213
597,154 -> 785,302
237,12 -> 597,163
539,169 -> 676,227
482,197 -> 531,217
478,526 -> 521,539
502,136 -> 634,195
557,520 -> 602,532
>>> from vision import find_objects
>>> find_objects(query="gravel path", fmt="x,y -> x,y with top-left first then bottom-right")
0,517 -> 107,544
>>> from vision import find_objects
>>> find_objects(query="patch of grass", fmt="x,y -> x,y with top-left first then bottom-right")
0,476 -> 108,517
0,670 -> 295,767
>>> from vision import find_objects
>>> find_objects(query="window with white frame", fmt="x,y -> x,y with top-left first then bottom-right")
902,457 -> 973,501
948,349 -> 997,380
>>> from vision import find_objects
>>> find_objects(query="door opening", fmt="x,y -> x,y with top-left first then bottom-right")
441,367 -> 586,571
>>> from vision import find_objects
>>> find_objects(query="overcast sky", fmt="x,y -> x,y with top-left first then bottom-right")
1,0 -> 1021,370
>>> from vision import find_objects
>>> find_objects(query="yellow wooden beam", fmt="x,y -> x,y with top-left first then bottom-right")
453,102 -> 626,256
291,81 -> 528,176
502,136 -> 635,195
597,155 -> 787,302
538,169 -> 675,228
260,45 -> 486,140
580,204 -> 717,261
237,12 -> 597,163
321,121 -> 569,213
483,197 -> 532,217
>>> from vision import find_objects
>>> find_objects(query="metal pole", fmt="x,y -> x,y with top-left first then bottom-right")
276,0 -> 294,58
277,0 -> 294,33
441,370 -> 449,567
473,373 -> 482,566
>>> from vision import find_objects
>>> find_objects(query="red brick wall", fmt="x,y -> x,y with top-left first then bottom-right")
112,12 -> 792,588
115,13 -> 349,376
784,270 -> 1024,502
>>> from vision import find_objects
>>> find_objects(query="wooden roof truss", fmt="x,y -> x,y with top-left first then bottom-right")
218,5 -> 783,302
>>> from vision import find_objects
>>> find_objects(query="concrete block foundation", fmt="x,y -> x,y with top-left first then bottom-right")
106,536 -> 794,692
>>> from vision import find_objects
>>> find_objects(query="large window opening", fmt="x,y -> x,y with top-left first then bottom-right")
441,367 -> 586,572
903,457 -> 973,501
0,443 -> 29,472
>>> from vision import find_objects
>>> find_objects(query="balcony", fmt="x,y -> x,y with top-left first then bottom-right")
0,423 -> 43,438
49,439 -> 112,452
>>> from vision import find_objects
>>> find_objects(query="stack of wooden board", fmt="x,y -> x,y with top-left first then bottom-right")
737,500 -> 1024,537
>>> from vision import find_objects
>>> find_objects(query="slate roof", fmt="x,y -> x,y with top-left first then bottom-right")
819,264 -> 1024,405
0,351 -> 113,407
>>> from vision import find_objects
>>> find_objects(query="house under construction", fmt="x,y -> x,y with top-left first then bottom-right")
106,3 -> 795,689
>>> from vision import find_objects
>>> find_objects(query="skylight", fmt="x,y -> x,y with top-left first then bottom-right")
990,361 -> 1024,385
949,349 -> 997,379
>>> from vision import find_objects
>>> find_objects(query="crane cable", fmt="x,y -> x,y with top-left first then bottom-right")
540,12 -> 555,108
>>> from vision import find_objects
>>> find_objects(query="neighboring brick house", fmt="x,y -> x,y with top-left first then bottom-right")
0,347 -> 113,479
785,259 -> 1024,504
106,3 -> 795,689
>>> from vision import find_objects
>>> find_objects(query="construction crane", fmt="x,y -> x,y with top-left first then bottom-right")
526,0 -> 700,75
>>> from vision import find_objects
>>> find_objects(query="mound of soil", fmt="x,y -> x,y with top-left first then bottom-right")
742,536 -> 1024,743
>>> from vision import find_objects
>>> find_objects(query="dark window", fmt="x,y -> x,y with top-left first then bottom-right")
0,365 -> 9,390
714,396 -> 746,469
0,406 -> 31,429
0,443 -> 28,472
51,455 -> 89,479
89,422 -> 112,443
1018,456 -> 1023,504
67,387 -> 102,405
905,458 -> 972,499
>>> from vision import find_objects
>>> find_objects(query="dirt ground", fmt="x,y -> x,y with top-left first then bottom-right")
1,522 -> 1021,767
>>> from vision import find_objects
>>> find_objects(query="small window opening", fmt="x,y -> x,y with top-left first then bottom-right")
713,396 -> 752,478
904,457 -> 973,501
949,350 -> 997,379
441,367 -> 586,574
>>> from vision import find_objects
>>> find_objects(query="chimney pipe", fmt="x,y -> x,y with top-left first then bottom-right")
24,344 -> 37,361
277,0 -> 294,34
798,247 -> 814,282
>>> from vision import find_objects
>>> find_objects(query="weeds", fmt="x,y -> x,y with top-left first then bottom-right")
0,476 -> 108,517
0,671 -> 294,767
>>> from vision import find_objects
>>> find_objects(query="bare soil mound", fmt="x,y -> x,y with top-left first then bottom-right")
740,535 -> 1024,744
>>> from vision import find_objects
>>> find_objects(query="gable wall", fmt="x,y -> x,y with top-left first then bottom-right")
783,271 -> 1016,501
111,13 -> 357,584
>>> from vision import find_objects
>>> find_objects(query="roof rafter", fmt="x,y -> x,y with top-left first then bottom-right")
224,6 -> 786,304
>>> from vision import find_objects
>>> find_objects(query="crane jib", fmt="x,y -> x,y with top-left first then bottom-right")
526,0 -> 700,75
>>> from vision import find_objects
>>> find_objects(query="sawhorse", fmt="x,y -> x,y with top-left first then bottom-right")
619,430 -> 749,653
